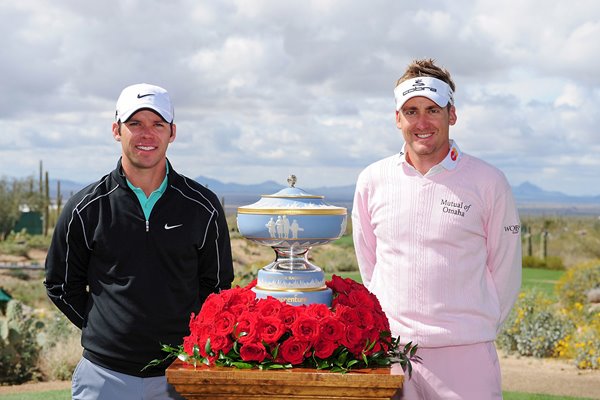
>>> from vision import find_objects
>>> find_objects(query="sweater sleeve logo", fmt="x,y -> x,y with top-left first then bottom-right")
504,224 -> 521,234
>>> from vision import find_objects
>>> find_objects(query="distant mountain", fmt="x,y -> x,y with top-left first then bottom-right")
194,176 -> 356,209
195,176 -> 284,195
512,181 -> 600,205
49,179 -> 90,200
48,177 -> 600,214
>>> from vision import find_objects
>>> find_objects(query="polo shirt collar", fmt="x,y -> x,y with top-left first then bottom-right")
397,139 -> 462,175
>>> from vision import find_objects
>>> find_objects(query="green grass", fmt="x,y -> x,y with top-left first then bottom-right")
325,271 -> 362,282
522,267 -> 564,298
332,268 -> 565,298
0,389 -> 70,400
3,388 -> 593,400
503,392 -> 596,400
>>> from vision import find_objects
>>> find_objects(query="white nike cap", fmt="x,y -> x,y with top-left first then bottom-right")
394,77 -> 454,111
115,83 -> 174,123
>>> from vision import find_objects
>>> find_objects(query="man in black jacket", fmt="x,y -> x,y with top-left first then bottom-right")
45,83 -> 234,399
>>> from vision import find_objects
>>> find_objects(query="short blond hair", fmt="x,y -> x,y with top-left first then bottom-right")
395,58 -> 456,92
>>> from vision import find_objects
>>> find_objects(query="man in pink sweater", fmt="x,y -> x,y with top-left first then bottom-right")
352,59 -> 522,399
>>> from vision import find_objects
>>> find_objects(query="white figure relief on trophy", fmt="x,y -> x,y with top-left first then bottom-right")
265,217 -> 276,238
290,219 -> 304,239
266,215 -> 304,239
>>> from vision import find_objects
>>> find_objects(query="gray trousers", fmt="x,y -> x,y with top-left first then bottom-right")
72,357 -> 184,400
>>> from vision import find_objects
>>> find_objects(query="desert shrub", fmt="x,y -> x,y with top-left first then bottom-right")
39,332 -> 81,380
310,244 -> 358,272
0,271 -> 52,310
553,283 -> 600,371
522,255 -> 545,269
6,269 -> 31,281
0,231 -> 50,256
556,259 -> 600,308
572,318 -> 600,369
497,289 -> 573,358
544,256 -> 565,270
0,240 -> 29,257
37,312 -> 81,380
554,306 -> 600,370
0,300 -> 44,384
522,255 -> 564,270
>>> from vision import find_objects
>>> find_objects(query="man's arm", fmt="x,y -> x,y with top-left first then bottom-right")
197,206 -> 234,303
352,171 -> 377,288
44,206 -> 91,329
486,184 -> 522,329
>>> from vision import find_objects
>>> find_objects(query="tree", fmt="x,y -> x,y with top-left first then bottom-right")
0,178 -> 24,240
0,177 -> 45,240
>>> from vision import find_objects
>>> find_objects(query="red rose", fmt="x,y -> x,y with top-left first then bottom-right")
217,287 -> 237,305
305,303 -> 332,320
229,302 -> 251,317
332,293 -> 350,308
342,324 -> 366,356
198,293 -> 226,323
213,311 -> 237,336
224,286 -> 257,312
313,337 -> 338,359
240,342 -> 268,363
280,337 -> 310,365
319,316 -> 345,343
256,297 -> 283,318
258,316 -> 286,344
247,279 -> 258,289
278,304 -> 301,328
208,334 -> 233,355
353,306 -> 375,329
189,320 -> 212,339
182,333 -> 198,355
364,327 -> 389,355
335,304 -> 360,326
373,310 -> 391,331
327,274 -> 353,294
234,310 -> 260,344
291,315 -> 320,343
198,334 -> 233,363
347,290 -> 375,309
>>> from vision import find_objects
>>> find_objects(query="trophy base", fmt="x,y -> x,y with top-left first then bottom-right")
253,286 -> 332,307
255,247 -> 332,306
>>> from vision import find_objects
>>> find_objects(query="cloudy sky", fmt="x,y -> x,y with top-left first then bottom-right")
1,0 -> 599,196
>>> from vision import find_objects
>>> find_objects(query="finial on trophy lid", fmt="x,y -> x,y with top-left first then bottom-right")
287,174 -> 297,188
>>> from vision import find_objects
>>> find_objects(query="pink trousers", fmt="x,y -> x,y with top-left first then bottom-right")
393,341 -> 502,400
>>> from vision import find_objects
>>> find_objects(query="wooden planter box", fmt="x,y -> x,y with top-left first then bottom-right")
166,359 -> 404,399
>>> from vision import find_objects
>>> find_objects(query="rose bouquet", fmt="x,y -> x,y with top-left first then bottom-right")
149,275 -> 419,373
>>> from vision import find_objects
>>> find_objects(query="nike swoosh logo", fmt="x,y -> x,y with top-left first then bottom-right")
164,223 -> 183,230
137,93 -> 155,99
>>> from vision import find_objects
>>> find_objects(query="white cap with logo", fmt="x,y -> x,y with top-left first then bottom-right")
115,83 -> 174,123
394,77 -> 454,111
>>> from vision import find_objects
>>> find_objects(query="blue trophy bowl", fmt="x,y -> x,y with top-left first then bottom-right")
236,176 -> 347,271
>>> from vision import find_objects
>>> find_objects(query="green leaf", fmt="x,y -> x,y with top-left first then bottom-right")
258,361 -> 292,370
205,338 -> 213,356
410,344 -> 419,358
230,361 -> 254,369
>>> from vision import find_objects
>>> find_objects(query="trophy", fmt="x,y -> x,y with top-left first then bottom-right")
236,175 -> 347,305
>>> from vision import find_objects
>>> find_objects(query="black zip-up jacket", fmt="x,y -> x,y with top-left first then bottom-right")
44,159 -> 234,376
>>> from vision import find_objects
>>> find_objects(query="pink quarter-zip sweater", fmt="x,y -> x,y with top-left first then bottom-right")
352,141 -> 522,347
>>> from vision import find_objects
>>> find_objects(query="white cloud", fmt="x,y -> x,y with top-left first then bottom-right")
0,0 -> 599,196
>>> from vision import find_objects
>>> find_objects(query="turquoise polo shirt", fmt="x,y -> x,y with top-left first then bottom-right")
126,166 -> 169,220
